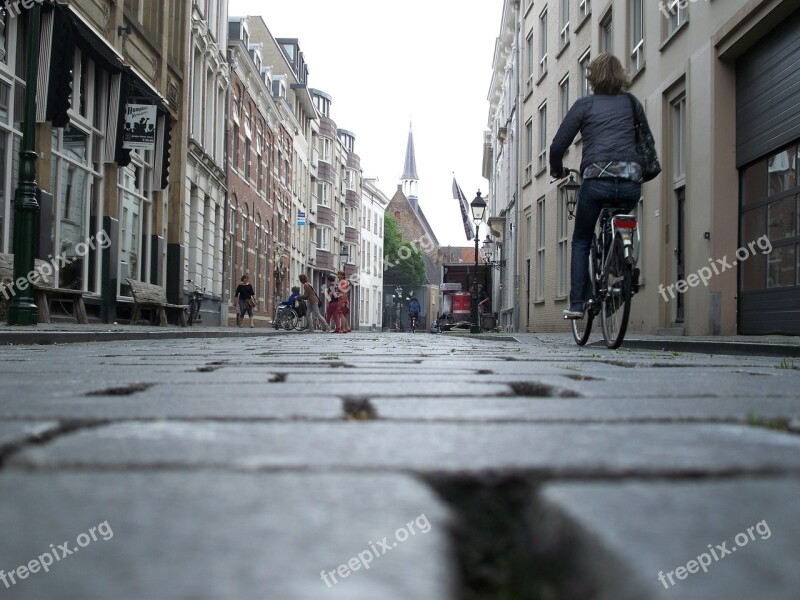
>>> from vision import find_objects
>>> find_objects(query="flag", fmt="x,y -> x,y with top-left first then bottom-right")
452,177 -> 475,241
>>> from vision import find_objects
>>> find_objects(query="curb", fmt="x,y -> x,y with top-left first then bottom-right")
0,328 -> 286,346
589,339 -> 800,358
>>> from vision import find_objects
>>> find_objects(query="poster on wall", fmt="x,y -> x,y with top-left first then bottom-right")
122,104 -> 158,150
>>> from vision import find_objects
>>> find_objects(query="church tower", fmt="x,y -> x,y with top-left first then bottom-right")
401,123 -> 419,211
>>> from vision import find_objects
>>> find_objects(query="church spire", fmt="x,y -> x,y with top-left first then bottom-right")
401,122 -> 419,209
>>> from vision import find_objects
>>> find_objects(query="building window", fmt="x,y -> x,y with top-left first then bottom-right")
665,0 -> 687,37
526,30 -> 534,87
536,197 -> 545,301
579,0 -> 590,21
320,137 -> 332,163
118,153 -> 153,296
671,94 -> 686,181
316,225 -> 331,251
538,102 -> 547,173
539,9 -> 548,79
579,50 -> 591,97
232,123 -> 239,171
317,181 -> 331,208
630,0 -> 644,74
600,11 -> 613,53
740,145 -> 799,291
558,187 -> 569,297
560,0 -> 570,50
525,119 -> 533,183
559,76 -> 570,121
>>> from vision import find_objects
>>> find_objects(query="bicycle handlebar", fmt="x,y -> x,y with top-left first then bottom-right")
549,167 -> 581,184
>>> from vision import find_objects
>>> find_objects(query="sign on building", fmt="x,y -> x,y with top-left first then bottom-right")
122,104 -> 158,150
298,211 -> 306,226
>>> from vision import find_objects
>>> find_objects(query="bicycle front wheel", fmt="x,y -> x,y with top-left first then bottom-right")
601,237 -> 633,349
572,234 -> 599,346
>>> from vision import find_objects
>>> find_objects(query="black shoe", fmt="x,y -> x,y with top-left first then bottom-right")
632,268 -> 641,293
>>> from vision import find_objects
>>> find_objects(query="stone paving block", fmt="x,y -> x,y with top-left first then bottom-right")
0,422 -> 58,448
537,478 -> 800,599
0,472 -> 455,600
370,396 -> 800,423
10,421 -> 800,476
0,395 -> 342,421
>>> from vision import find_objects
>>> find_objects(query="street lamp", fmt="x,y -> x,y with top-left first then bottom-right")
469,191 -> 486,334
7,2 -> 42,325
481,237 -> 506,270
563,174 -> 581,220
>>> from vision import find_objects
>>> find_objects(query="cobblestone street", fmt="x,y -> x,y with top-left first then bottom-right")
0,332 -> 799,599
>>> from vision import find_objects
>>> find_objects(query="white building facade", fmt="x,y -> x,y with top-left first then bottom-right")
359,178 -> 387,330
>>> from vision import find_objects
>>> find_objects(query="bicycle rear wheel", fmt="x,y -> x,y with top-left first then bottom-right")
601,237 -> 633,349
572,236 -> 598,346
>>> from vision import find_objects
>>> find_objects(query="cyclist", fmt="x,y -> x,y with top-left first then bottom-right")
408,296 -> 421,331
549,53 -> 652,319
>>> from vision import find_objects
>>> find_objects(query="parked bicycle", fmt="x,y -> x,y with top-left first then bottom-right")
186,279 -> 205,326
561,169 -> 640,349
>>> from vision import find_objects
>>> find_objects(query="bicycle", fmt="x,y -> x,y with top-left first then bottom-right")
409,313 -> 418,333
186,279 -> 205,326
561,169 -> 640,349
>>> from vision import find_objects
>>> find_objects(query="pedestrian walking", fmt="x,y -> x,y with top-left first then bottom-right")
298,274 -> 330,332
325,274 -> 339,332
336,271 -> 351,333
234,275 -> 256,328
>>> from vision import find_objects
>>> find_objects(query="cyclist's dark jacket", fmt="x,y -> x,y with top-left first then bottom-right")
408,299 -> 421,314
550,93 -> 651,175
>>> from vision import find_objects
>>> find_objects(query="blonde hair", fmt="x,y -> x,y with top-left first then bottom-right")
586,53 -> 630,95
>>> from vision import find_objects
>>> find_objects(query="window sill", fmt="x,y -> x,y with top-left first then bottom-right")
555,295 -> 567,302
536,69 -> 548,86
659,20 -> 688,52
534,299 -> 546,305
630,62 -> 646,83
575,12 -> 591,34
556,39 -> 570,59
535,165 -> 548,178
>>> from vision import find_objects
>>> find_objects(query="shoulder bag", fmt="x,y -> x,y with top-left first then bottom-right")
626,93 -> 661,182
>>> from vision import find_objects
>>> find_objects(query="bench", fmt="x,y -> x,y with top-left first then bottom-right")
126,278 -> 188,327
0,253 -> 89,324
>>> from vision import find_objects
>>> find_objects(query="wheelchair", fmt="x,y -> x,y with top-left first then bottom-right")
274,300 -> 307,331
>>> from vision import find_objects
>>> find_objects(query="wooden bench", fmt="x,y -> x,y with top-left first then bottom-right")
0,253 -> 89,324
126,278 -> 188,327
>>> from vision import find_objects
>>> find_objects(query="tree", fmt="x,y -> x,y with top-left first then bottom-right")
383,213 -> 426,286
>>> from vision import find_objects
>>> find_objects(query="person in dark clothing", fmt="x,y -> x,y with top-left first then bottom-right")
550,52 -> 654,319
234,275 -> 256,328
477,285 -> 490,314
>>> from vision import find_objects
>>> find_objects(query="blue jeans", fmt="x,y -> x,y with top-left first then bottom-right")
570,178 -> 641,307
239,298 -> 253,318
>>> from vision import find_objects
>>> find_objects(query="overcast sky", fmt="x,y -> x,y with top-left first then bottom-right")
228,0 -> 502,247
